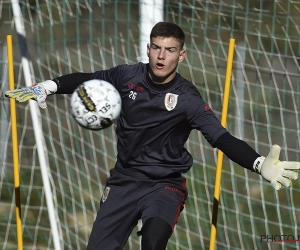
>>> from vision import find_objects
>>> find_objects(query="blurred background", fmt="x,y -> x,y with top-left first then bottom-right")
1,0 -> 300,249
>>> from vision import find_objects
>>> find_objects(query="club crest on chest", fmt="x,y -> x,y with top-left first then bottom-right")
165,93 -> 179,111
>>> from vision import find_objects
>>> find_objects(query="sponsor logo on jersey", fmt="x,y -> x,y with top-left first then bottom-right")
128,82 -> 144,92
165,93 -> 179,111
101,186 -> 110,202
165,186 -> 184,195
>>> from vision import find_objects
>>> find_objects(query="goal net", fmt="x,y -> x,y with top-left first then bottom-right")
1,1 -> 300,249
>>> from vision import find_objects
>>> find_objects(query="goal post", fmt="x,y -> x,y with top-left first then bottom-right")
139,0 -> 163,63
1,1 -> 300,250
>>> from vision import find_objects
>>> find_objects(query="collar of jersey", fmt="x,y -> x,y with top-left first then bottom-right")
146,73 -> 178,91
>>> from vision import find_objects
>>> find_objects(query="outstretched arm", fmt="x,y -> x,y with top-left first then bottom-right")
5,73 -> 92,108
214,132 -> 300,190
5,80 -> 57,109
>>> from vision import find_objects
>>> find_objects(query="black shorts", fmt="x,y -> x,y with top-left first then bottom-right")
87,167 -> 188,250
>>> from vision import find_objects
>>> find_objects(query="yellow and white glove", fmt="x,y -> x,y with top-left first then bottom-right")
253,145 -> 300,190
5,80 -> 57,109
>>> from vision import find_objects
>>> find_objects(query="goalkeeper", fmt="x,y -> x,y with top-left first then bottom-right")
5,22 -> 300,250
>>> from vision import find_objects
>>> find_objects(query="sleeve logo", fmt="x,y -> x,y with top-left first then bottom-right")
204,103 -> 211,111
165,93 -> 179,111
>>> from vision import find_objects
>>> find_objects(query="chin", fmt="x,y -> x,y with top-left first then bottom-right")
149,66 -> 173,83
154,68 -> 169,77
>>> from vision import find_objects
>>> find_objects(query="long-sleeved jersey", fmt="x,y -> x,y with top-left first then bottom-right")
53,62 -> 260,177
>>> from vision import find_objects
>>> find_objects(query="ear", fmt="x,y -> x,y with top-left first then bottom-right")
178,50 -> 186,62
147,43 -> 150,57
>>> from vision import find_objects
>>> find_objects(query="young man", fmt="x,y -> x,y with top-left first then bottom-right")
5,22 -> 300,250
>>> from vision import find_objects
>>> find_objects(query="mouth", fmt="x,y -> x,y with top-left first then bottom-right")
156,63 -> 165,70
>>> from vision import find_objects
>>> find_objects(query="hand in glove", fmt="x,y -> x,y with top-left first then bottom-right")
5,80 -> 57,109
253,145 -> 300,190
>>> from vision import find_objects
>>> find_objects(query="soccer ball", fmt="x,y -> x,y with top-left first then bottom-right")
70,79 -> 121,130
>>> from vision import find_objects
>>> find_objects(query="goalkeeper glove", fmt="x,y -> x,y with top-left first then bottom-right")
253,145 -> 300,190
5,80 -> 57,109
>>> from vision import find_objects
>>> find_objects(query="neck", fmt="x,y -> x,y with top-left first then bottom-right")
148,67 -> 176,84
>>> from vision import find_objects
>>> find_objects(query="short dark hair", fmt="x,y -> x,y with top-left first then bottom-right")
150,22 -> 185,49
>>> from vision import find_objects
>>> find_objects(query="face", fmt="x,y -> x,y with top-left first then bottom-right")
147,36 -> 185,84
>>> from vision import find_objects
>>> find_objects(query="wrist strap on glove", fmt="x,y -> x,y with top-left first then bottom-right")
40,80 -> 57,95
253,156 -> 265,173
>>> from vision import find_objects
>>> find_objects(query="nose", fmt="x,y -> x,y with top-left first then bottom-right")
157,49 -> 165,60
